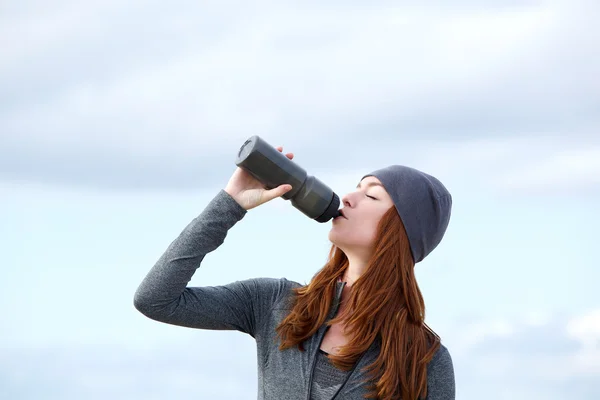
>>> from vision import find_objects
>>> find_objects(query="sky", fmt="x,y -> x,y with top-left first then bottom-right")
1,0 -> 599,399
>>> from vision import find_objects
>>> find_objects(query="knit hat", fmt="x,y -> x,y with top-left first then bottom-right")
361,165 -> 452,264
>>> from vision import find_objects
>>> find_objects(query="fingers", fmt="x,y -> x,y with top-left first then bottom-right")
276,146 -> 293,159
277,184 -> 293,198
265,184 -> 292,203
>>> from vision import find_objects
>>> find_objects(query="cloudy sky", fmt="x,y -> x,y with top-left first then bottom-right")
1,0 -> 599,399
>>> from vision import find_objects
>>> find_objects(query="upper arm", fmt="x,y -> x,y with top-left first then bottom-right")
426,344 -> 456,400
136,277 -> 292,338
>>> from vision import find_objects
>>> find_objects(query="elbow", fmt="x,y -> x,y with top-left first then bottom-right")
133,286 -> 178,322
133,287 -> 155,317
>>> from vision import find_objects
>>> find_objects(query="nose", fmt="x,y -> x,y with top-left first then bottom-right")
341,191 -> 357,207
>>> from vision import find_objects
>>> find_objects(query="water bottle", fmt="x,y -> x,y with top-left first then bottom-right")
235,135 -> 343,223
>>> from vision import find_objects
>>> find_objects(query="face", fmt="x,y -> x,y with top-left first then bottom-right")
328,176 -> 395,259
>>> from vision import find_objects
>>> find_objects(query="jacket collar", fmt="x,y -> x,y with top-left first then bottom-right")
328,281 -> 347,319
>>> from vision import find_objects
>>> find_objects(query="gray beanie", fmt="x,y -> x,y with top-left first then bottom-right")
361,165 -> 452,264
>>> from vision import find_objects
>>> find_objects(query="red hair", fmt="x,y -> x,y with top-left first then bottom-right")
276,205 -> 441,399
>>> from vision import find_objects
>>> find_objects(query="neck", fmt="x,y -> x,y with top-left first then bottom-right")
340,260 -> 368,287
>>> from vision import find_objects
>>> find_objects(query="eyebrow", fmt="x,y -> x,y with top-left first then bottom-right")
356,182 -> 384,189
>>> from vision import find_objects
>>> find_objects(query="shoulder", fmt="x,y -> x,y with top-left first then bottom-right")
248,277 -> 303,310
429,343 -> 453,369
247,276 -> 302,291
240,277 -> 302,303
426,343 -> 456,399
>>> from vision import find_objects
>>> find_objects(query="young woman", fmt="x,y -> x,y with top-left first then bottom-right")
134,146 -> 455,400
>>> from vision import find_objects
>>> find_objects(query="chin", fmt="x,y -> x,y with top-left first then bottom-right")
327,232 -> 339,246
328,232 -> 346,250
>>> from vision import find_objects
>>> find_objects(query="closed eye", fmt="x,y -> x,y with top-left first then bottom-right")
366,195 -> 377,200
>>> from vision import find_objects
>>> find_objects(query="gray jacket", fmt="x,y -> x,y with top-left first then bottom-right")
134,189 -> 455,400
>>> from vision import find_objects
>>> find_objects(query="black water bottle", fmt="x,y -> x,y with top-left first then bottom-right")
235,135 -> 342,223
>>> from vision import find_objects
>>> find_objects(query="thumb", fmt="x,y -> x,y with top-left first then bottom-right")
266,184 -> 292,202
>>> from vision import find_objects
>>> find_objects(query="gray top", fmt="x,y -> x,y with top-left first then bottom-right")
134,189 -> 455,400
311,349 -> 349,400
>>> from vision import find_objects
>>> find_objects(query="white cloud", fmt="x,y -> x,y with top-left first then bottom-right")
0,333 -> 258,400
568,309 -> 600,341
499,147 -> 600,192
2,309 -> 599,400
567,309 -> 600,375
412,135 -> 600,195
2,3 -> 559,144
443,308 -> 600,389
0,0 -> 598,192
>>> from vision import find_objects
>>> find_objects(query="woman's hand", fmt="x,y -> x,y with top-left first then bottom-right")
224,146 -> 294,210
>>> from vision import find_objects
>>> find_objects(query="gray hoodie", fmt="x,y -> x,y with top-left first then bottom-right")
134,189 -> 455,399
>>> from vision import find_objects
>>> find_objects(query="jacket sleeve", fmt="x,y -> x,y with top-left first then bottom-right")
426,344 -> 456,400
133,189 -> 288,338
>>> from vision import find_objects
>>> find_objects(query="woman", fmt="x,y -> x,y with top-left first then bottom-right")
134,146 -> 455,400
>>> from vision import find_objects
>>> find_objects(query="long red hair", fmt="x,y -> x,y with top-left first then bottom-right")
275,205 -> 441,400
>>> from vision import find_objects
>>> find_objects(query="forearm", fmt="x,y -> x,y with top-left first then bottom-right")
133,189 -> 247,319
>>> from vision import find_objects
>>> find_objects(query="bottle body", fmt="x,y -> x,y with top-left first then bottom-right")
235,135 -> 341,222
